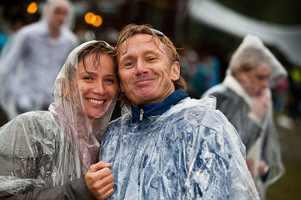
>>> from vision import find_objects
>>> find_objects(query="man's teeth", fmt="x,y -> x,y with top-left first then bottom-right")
88,99 -> 104,104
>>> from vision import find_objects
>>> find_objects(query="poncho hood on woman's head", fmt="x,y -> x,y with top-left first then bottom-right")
228,34 -> 287,88
51,40 -> 118,174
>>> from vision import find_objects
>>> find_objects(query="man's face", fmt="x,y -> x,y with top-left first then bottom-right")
117,34 -> 180,106
49,5 -> 68,30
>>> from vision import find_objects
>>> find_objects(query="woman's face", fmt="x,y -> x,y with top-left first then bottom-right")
237,63 -> 272,97
76,53 -> 118,121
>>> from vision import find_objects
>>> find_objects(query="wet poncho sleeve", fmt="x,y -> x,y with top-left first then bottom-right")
0,177 -> 96,200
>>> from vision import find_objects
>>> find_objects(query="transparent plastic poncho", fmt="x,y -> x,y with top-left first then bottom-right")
203,35 -> 285,199
0,0 -> 78,120
100,96 -> 259,200
0,40 -> 117,195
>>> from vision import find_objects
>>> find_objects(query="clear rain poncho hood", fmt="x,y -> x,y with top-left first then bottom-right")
203,34 -> 285,199
0,40 -> 118,195
100,90 -> 259,199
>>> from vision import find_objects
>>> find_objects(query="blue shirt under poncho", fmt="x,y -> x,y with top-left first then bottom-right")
100,90 -> 259,200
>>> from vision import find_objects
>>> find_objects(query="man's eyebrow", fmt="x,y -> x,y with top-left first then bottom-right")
119,55 -> 136,64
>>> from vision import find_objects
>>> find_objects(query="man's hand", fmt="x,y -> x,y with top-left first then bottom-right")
85,161 -> 114,200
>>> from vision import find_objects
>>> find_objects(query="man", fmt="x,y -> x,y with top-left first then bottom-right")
0,0 -> 78,120
99,24 -> 259,199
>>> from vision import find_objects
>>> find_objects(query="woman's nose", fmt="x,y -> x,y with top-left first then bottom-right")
94,82 -> 106,95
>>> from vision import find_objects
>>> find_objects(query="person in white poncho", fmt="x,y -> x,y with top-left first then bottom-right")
203,34 -> 286,199
0,0 -> 78,120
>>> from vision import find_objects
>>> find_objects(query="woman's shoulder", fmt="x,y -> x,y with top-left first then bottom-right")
203,84 -> 233,98
0,111 -> 55,157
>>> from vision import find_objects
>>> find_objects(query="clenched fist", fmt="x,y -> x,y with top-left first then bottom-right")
85,161 -> 114,200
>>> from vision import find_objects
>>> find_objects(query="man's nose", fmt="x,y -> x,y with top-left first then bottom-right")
135,60 -> 147,74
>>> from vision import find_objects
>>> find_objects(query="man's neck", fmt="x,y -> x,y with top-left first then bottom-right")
49,24 -> 61,39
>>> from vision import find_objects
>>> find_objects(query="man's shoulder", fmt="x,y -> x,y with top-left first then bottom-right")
107,115 -> 128,131
171,98 -> 230,131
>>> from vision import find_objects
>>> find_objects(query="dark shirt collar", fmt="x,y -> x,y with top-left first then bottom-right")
131,89 -> 188,123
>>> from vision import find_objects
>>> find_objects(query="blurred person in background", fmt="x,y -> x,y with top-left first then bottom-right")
0,24 -> 7,52
190,43 -> 221,99
0,0 -> 78,120
179,47 -> 199,94
203,34 -> 286,199
0,40 -> 118,200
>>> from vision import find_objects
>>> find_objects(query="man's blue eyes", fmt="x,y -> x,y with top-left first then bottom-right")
124,58 -> 156,67
125,62 -> 133,66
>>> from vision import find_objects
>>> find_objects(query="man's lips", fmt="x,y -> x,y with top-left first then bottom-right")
134,78 -> 154,85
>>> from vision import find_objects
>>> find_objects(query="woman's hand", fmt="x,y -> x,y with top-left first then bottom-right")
85,161 -> 114,200
250,90 -> 271,121
247,159 -> 268,178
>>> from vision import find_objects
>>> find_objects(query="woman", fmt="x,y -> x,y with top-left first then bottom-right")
0,40 -> 118,199
203,34 -> 285,199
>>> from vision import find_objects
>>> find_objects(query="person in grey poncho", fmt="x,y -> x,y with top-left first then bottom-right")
203,35 -> 286,199
100,24 -> 259,199
0,0 -> 78,120
0,40 -> 118,199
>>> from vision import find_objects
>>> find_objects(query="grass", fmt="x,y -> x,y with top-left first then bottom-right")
266,114 -> 301,200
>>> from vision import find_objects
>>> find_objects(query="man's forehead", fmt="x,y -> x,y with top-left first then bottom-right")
118,33 -> 164,55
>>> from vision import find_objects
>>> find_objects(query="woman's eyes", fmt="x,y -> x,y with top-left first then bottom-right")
105,78 -> 116,84
83,76 -> 93,80
82,76 -> 92,80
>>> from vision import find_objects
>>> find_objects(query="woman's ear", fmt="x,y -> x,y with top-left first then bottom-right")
170,61 -> 180,81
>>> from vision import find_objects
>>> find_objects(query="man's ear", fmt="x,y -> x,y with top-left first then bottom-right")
170,61 -> 180,81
